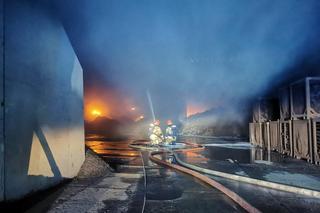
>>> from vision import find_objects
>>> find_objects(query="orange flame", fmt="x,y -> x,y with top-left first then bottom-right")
186,103 -> 208,117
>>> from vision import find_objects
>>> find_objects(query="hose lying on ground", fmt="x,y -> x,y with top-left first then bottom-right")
173,152 -> 320,198
131,140 -> 320,198
130,140 -> 261,213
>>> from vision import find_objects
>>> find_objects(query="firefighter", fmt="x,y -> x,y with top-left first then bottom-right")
165,120 -> 177,145
149,120 -> 163,145
148,123 -> 154,138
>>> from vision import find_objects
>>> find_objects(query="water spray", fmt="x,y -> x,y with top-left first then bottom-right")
146,89 -> 156,122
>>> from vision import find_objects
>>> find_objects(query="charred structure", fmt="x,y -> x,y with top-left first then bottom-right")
250,77 -> 320,164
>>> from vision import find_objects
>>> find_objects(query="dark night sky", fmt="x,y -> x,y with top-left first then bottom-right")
53,0 -> 320,121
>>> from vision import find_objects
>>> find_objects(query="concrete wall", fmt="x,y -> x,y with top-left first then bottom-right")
0,0 -> 85,201
0,0 -> 4,202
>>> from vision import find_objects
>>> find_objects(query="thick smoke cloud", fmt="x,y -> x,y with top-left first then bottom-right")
55,0 -> 320,122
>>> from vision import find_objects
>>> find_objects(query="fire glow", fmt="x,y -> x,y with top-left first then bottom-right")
91,110 -> 101,116
186,102 -> 209,117
85,100 -> 110,121
84,85 -> 142,121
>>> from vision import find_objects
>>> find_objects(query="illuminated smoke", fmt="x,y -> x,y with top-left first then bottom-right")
55,0 -> 320,124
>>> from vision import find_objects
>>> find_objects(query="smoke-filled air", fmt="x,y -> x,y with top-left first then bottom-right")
54,0 -> 320,138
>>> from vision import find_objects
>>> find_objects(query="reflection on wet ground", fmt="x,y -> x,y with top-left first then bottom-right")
212,175 -> 320,212
182,136 -> 282,163
86,135 -> 320,212
86,137 -> 245,212
178,136 -> 320,191
182,137 -> 279,164
143,165 -> 244,213
86,140 -> 141,168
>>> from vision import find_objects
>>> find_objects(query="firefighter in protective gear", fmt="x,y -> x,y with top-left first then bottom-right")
165,120 -> 177,145
148,123 -> 154,137
149,120 -> 163,145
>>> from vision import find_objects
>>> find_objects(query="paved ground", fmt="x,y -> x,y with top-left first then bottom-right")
25,136 -> 320,212
84,140 -> 245,212
175,136 -> 320,212
47,140 -> 247,213
85,138 -> 320,212
213,175 -> 320,212
177,136 -> 320,191
141,152 -> 244,213
49,170 -> 145,212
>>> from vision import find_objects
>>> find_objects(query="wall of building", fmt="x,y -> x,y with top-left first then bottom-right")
0,0 -> 85,200
0,0 -> 4,202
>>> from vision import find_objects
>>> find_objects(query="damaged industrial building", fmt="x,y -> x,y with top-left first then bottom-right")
250,77 -> 320,164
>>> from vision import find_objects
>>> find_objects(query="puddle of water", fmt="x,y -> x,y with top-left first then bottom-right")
147,186 -> 182,200
146,170 -> 183,200
180,137 -> 285,164
85,140 -> 141,166
206,146 -> 252,163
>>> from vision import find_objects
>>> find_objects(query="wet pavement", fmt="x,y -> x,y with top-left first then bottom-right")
85,136 -> 320,212
212,175 -> 320,212
86,139 -> 245,212
177,136 -> 320,191
86,140 -> 142,168
141,152 -> 244,213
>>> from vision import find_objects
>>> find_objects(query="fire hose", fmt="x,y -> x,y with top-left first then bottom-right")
129,140 -> 261,213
